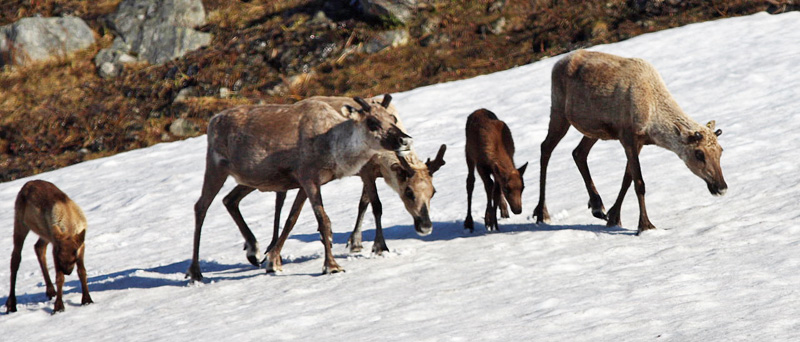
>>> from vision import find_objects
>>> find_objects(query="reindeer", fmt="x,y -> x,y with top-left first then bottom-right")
221,95 -> 445,264
464,109 -> 528,232
5,180 -> 93,313
187,97 -> 411,281
532,50 -> 727,234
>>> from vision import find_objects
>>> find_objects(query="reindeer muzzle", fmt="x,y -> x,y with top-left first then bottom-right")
387,125 -> 413,157
707,181 -> 728,196
413,205 -> 433,236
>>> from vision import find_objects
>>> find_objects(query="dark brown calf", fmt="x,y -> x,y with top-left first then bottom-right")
464,109 -> 528,231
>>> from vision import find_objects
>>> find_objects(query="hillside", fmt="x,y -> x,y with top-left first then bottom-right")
0,0 -> 771,182
0,11 -> 799,341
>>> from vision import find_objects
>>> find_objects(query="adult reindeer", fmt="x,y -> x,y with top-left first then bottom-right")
6,180 -> 93,313
464,109 -> 528,232
187,97 -> 411,281
532,50 -> 727,234
251,96 -> 446,271
217,95 -> 441,264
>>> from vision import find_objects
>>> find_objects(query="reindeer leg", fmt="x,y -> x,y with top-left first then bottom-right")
465,158 -> 476,232
302,180 -> 344,274
53,266 -> 65,313
534,114 -> 570,223
266,190 -> 306,273
621,133 -> 655,233
222,185 -> 261,267
361,175 -> 388,254
477,166 -> 496,231
34,238 -> 56,299
491,177 -> 503,231
573,136 -> 606,220
76,247 -> 92,306
187,159 -> 229,282
267,191 -> 287,254
606,143 -> 643,228
498,195 -> 510,219
347,186 -> 369,253
5,225 -> 28,313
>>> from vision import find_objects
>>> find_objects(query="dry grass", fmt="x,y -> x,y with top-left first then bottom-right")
0,0 -> 768,182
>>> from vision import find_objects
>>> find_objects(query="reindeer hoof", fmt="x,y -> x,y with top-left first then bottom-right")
266,256 -> 283,273
46,288 -> 56,300
323,266 -> 345,274
533,205 -> 550,224
246,255 -> 261,267
185,264 -> 204,282
5,298 -> 17,313
464,216 -> 474,231
372,244 -> 389,255
82,297 -> 94,306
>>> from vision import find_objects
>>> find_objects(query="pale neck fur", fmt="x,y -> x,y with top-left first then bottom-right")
327,120 -> 378,178
645,96 -> 703,158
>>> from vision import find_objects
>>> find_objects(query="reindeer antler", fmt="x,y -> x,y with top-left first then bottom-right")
353,97 -> 371,112
381,94 -> 392,108
426,144 -> 447,175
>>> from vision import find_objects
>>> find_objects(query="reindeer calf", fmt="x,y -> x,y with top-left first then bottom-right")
5,180 -> 92,313
465,109 -> 528,231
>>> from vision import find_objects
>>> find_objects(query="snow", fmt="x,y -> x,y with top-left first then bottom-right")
2,11 -> 800,341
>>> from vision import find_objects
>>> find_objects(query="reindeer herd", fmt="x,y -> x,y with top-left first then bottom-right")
4,50 -> 728,314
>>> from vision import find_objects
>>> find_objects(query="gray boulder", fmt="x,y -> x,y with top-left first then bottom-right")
0,16 -> 95,67
364,29 -> 410,54
358,0 -> 417,25
95,0 -> 210,77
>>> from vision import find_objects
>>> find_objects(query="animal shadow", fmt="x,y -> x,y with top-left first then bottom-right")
0,260 -> 259,313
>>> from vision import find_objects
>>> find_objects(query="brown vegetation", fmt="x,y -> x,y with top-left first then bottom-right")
0,0 -> 768,182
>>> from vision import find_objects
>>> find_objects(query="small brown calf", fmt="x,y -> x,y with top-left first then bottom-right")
464,109 -> 528,231
5,180 -> 92,314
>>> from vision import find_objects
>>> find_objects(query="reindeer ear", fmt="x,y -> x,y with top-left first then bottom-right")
341,105 -> 361,118
75,230 -> 86,245
390,163 -> 412,181
687,131 -> 703,143
715,129 -> 722,137
706,120 -> 716,130
518,162 -> 528,176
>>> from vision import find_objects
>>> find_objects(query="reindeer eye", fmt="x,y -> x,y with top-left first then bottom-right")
404,187 -> 415,200
695,150 -> 705,162
366,116 -> 381,132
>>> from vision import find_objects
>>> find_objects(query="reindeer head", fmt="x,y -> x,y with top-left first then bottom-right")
493,162 -> 528,214
343,95 -> 412,157
679,120 -> 727,196
52,228 -> 85,276
390,145 -> 447,236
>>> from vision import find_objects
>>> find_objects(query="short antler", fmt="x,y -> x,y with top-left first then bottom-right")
353,97 -> 371,112
426,144 -> 447,175
381,94 -> 392,108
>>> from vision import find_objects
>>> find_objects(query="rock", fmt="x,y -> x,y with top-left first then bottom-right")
486,0 -> 507,14
99,62 -> 120,78
169,118 -> 199,137
478,17 -> 506,35
420,16 -> 441,36
364,29 -> 410,54
219,87 -> 231,99
173,86 -> 197,103
0,16 -> 95,67
358,0 -> 417,25
489,17 -> 506,35
419,32 -> 450,47
95,0 -> 210,76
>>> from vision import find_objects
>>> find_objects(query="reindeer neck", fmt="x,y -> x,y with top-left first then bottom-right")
646,98 -> 701,155
326,120 -> 376,177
